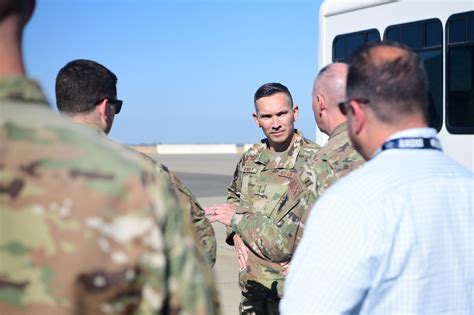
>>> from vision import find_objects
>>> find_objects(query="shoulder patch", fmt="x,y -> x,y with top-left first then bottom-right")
288,175 -> 304,200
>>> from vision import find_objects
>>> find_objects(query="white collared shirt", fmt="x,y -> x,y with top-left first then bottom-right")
281,128 -> 474,314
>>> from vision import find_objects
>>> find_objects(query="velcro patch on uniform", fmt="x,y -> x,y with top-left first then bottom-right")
242,166 -> 258,174
278,170 -> 295,178
288,175 -> 304,199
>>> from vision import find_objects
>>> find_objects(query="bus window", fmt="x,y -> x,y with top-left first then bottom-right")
446,11 -> 474,134
449,19 -> 466,44
426,21 -> 442,47
403,23 -> 423,49
468,17 -> 474,41
386,28 -> 400,42
347,33 -> 365,56
332,29 -> 380,63
367,30 -> 379,43
384,19 -> 443,132
334,37 -> 346,62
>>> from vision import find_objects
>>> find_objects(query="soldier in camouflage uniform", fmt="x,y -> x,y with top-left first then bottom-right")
205,83 -> 320,314
297,63 -> 365,225
55,59 -> 217,266
0,1 -> 219,313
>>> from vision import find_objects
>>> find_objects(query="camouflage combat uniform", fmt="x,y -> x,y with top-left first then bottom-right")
226,131 -> 320,314
0,77 -> 220,314
297,122 -> 365,229
155,163 -> 217,266
300,123 -> 365,204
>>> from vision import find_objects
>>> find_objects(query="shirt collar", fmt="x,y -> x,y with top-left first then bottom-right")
0,76 -> 49,106
386,127 -> 438,140
328,122 -> 348,140
256,130 -> 304,169
77,121 -> 106,137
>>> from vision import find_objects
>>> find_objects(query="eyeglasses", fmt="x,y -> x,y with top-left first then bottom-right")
95,98 -> 123,114
338,98 -> 370,116
107,99 -> 123,114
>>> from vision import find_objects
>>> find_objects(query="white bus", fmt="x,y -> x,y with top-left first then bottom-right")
318,0 -> 474,171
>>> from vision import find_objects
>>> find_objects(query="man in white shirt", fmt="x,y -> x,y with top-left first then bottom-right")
280,42 -> 474,314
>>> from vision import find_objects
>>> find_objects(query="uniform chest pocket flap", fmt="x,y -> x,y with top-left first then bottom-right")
240,165 -> 262,197
271,174 -> 306,222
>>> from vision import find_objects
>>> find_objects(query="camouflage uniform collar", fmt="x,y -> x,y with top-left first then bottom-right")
255,130 -> 304,169
78,121 -> 107,137
0,76 -> 49,106
329,122 -> 348,140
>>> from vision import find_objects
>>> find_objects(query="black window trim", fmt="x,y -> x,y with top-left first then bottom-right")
332,28 -> 381,63
445,10 -> 474,135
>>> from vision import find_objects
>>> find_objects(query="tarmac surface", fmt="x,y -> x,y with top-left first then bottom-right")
153,154 -> 243,315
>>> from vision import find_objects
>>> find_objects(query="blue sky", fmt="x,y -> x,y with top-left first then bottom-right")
24,0 -> 323,145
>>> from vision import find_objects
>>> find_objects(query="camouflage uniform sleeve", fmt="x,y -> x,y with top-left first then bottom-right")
229,187 -> 313,263
227,155 -> 244,205
225,155 -> 245,246
131,151 -> 217,267
230,213 -> 299,263
167,168 -> 217,267
312,159 -> 338,200
314,150 -> 365,199
147,173 -> 220,315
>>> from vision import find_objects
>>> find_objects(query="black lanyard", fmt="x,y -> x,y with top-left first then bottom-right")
381,137 -> 442,152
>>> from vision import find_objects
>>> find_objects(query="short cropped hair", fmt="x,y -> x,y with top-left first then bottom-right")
0,0 -> 29,22
56,59 -> 117,114
314,62 -> 348,108
346,42 -> 428,123
254,82 -> 294,110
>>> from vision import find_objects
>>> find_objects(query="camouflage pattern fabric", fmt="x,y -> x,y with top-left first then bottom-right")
297,122 -> 365,236
0,76 -> 220,314
156,163 -> 217,267
129,148 -> 217,267
226,131 -> 320,303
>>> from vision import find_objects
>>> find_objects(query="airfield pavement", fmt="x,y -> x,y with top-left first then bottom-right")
152,153 -> 243,315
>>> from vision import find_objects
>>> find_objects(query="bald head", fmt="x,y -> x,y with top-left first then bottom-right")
314,63 -> 348,110
312,62 -> 348,135
346,42 -> 428,125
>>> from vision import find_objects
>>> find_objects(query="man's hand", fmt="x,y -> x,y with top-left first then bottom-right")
280,261 -> 290,276
204,203 -> 235,226
233,234 -> 248,271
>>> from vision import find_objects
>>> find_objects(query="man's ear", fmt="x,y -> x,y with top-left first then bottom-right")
293,105 -> 299,121
351,100 -> 365,135
252,112 -> 261,128
316,94 -> 326,117
97,99 -> 108,118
